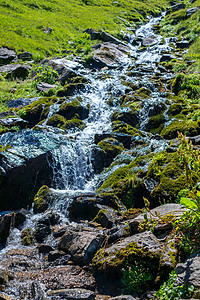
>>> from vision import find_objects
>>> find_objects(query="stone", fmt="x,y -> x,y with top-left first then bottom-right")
92,42 -> 128,68
186,7 -> 199,17
0,117 -> 29,129
94,132 -> 133,149
175,252 -> 200,288
59,227 -> 105,264
47,288 -> 95,299
13,208 -> 29,228
107,224 -> 130,244
33,185 -> 53,213
0,213 -> 12,243
0,268 -> 9,285
6,97 -> 39,108
142,35 -> 156,47
160,54 -> 176,62
36,82 -> 57,92
0,64 -> 30,79
111,107 -> 139,128
38,244 -> 55,254
57,100 -> 89,120
0,48 -> 17,66
68,197 -> 102,221
18,52 -> 33,61
48,250 -> 66,262
93,207 -> 119,228
176,40 -> 190,49
34,223 -> 51,243
110,296 -> 136,300
0,129 -> 62,211
166,3 -> 186,14
129,203 -> 187,232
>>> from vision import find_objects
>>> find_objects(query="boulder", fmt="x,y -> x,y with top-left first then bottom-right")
59,227 -> 105,264
0,64 -> 30,79
33,185 -> 53,213
57,100 -> 89,120
142,35 -> 156,47
38,244 -> 55,254
175,252 -> 200,288
48,250 -> 66,262
166,3 -> 186,14
110,296 -> 136,300
0,129 -> 62,211
129,203 -> 187,232
0,213 -> 12,243
0,48 -> 17,66
18,52 -> 33,61
176,40 -> 190,49
36,82 -> 57,92
92,42 -> 128,68
34,223 -> 51,243
94,132 -> 133,149
160,54 -> 176,62
111,107 -> 139,128
6,97 -> 39,108
47,288 -> 95,299
93,207 -> 119,228
186,7 -> 199,17
107,224 -> 130,244
0,117 -> 29,129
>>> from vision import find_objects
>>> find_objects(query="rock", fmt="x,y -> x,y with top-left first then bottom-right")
107,224 -> 130,244
92,42 -> 128,68
84,28 -> 101,40
142,35 -> 156,47
0,48 -> 17,66
33,185 -> 53,213
129,203 -> 187,232
0,268 -> 9,285
0,117 -> 29,129
0,214 -> 12,243
160,54 -> 176,62
0,64 -> 30,79
94,132 -> 133,149
85,28 -> 128,47
38,244 -> 55,254
18,52 -> 33,61
6,97 -> 39,108
59,227 -> 105,264
56,76 -> 89,97
93,207 -> 119,228
176,40 -> 190,49
34,223 -> 51,243
175,252 -> 200,288
166,3 -> 186,14
0,129 -> 62,211
13,208 -> 29,228
48,250 -> 66,262
91,145 -> 107,173
111,107 -> 139,128
57,100 -> 89,120
37,82 -> 57,92
47,288 -> 95,299
186,7 -> 199,17
110,296 -> 136,300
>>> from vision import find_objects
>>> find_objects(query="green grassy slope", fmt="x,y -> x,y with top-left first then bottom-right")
0,0 -> 171,57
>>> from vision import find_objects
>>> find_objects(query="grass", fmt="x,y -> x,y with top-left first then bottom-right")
0,0 -> 171,57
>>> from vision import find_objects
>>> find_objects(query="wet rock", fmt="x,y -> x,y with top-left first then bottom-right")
107,224 -> 130,244
0,214 -> 12,243
94,132 -> 133,149
18,52 -> 33,61
176,40 -> 190,49
175,252 -> 200,288
13,208 -> 29,228
47,288 -> 95,299
160,54 -> 176,62
92,42 -> 128,68
129,203 -> 187,232
111,107 -> 139,128
166,3 -> 186,14
48,250 -> 66,262
0,117 -> 28,129
33,185 -> 53,213
34,223 -> 51,243
38,244 -> 55,254
6,97 -> 39,108
91,145 -> 109,173
50,254 -> 71,266
186,7 -> 199,17
57,100 -> 89,120
142,35 -> 156,47
0,64 -> 30,79
59,228 -> 105,264
57,77 -> 89,97
0,48 -> 17,66
37,82 -> 57,92
0,129 -> 61,211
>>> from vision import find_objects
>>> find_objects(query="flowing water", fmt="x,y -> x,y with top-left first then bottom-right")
0,13 -> 180,298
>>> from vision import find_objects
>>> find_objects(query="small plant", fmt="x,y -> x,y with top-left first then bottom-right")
155,270 -> 194,300
121,262 -> 153,293
33,65 -> 59,84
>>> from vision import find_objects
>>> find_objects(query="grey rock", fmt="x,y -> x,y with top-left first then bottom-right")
111,107 -> 139,127
160,54 -> 176,62
186,7 -> 199,17
59,228 -> 105,264
142,35 -> 156,47
0,117 -> 29,129
34,223 -> 51,243
37,82 -> 57,92
0,47 -> 17,66
175,252 -> 200,288
48,250 -> 66,262
93,207 -> 119,228
94,132 -> 133,149
38,244 -> 55,254
0,64 -> 30,79
7,97 -> 39,108
110,296 -> 136,300
47,288 -> 95,299
18,52 -> 33,61
166,3 -> 186,14
129,203 -> 187,232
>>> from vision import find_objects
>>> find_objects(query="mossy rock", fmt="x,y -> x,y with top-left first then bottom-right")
134,87 -> 152,99
46,114 -> 66,127
121,80 -> 138,91
21,228 -> 34,246
56,77 -> 88,97
61,118 -> 86,130
147,113 -> 166,134
161,120 -> 200,139
98,138 -> 125,158
111,108 -> 139,128
33,185 -> 53,213
168,103 -> 183,116
165,9 -> 187,25
57,100 -> 89,120
112,121 -> 142,137
171,73 -> 185,95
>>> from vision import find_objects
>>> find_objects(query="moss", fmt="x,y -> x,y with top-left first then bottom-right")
57,100 -> 89,120
61,118 -> 86,130
171,73 -> 185,95
134,87 -> 152,99
121,81 -> 138,91
168,103 -> 183,116
21,228 -> 33,246
112,121 -> 143,136
147,113 -> 165,134
33,185 -> 52,213
98,138 -> 125,157
165,9 -> 187,25
46,114 -> 66,127
161,119 -> 200,139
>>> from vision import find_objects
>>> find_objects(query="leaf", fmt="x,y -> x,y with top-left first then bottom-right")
180,197 -> 198,210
